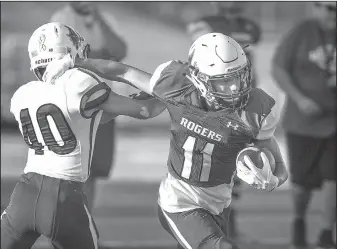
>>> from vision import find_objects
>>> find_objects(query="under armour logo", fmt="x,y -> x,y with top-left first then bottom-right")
226,121 -> 239,130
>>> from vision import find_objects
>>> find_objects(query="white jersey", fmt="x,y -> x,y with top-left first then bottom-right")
10,68 -> 110,182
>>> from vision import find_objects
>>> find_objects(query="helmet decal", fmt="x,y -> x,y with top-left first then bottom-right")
39,34 -> 46,52
215,44 -> 238,63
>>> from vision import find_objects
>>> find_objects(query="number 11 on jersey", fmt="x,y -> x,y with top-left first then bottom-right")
181,136 -> 215,182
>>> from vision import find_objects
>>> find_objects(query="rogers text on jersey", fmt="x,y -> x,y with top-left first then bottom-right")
180,117 -> 222,142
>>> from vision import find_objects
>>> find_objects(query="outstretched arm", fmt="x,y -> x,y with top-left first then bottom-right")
44,55 -> 180,102
44,55 -> 154,94
99,90 -> 165,121
45,55 -> 166,121
75,58 -> 154,95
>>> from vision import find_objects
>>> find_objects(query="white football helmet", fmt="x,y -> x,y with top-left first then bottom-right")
28,22 -> 89,81
187,33 -> 252,110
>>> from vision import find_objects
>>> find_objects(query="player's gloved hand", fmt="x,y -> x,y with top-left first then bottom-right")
237,152 -> 279,191
252,152 -> 279,192
258,151 -> 279,192
43,54 -> 75,84
236,159 -> 264,190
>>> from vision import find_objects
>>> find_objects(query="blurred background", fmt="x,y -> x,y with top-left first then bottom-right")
0,2 -> 330,249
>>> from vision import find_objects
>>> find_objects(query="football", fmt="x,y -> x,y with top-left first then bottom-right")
236,146 -> 276,173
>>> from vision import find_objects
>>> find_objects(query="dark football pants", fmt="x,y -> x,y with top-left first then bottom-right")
90,119 -> 115,178
85,120 -> 116,212
158,205 -> 239,249
1,172 -> 99,249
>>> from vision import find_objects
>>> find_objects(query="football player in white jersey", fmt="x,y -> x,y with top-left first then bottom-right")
44,33 -> 288,249
0,22 -> 165,249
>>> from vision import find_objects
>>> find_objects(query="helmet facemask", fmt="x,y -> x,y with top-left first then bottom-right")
189,61 -> 252,111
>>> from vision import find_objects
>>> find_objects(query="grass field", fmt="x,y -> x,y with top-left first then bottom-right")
0,2 -> 325,249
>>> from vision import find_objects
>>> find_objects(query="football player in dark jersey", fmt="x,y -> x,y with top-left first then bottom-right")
187,4 -> 262,239
44,33 -> 288,249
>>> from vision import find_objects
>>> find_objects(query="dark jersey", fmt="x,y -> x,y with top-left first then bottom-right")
150,61 -> 275,188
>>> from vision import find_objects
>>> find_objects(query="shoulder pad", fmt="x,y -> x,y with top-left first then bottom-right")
244,88 -> 275,117
11,81 -> 40,100
150,60 -> 191,100
10,81 -> 40,114
66,68 -> 104,94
